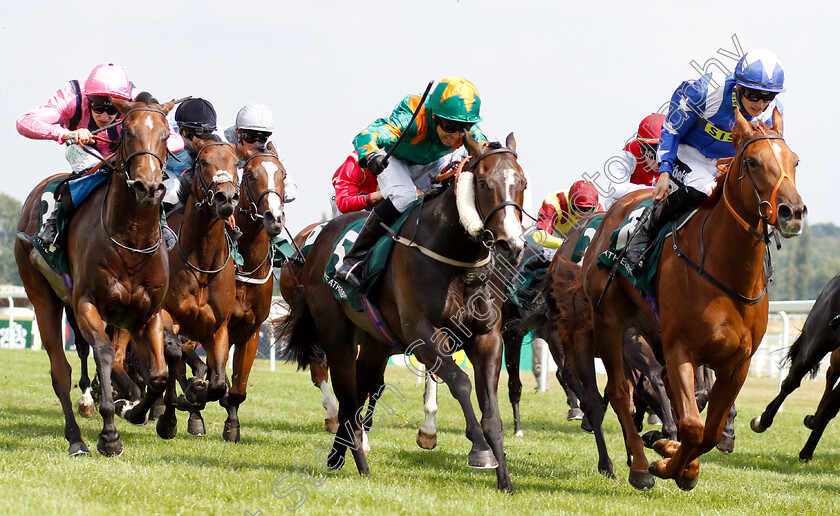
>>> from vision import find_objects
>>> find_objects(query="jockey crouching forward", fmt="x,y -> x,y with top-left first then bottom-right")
16,63 -> 184,250
624,49 -> 786,269
602,113 -> 665,209
529,180 -> 602,262
335,76 -> 489,289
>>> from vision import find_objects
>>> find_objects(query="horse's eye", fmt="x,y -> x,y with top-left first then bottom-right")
746,157 -> 758,168
478,179 -> 489,189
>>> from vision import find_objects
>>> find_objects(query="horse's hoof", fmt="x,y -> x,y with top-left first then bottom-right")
567,408 -> 584,421
188,413 -> 206,437
416,430 -> 437,450
629,469 -> 655,491
750,416 -> 767,433
642,430 -> 664,449
185,379 -> 208,405
647,414 -> 663,426
716,435 -> 735,454
77,400 -> 95,419
599,462 -> 616,479
468,449 -> 499,469
115,400 -> 147,426
514,429 -> 524,437
96,437 -> 124,457
327,449 -> 346,471
68,441 -> 91,457
804,415 -> 815,429
223,420 -> 240,442
580,417 -> 594,434
151,402 -> 165,421
324,418 -> 339,433
156,415 -> 178,440
799,450 -> 813,462
676,474 -> 699,491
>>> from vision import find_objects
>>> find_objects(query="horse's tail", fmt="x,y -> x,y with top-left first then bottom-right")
783,332 -> 822,380
548,258 -> 592,343
272,293 -> 324,370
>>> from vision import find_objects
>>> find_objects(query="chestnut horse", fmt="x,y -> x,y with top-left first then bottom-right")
155,137 -> 240,440
220,148 -> 286,441
582,108 -> 805,490
14,97 -> 173,455
279,134 -> 526,492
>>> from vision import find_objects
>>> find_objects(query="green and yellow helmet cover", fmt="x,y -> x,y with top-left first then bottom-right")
428,76 -> 482,123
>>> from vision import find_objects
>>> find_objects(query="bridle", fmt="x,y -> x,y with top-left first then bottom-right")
723,133 -> 794,244
239,153 -> 284,221
191,141 -> 239,210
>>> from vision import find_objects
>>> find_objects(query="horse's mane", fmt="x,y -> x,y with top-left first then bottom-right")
134,91 -> 158,105
703,118 -> 779,208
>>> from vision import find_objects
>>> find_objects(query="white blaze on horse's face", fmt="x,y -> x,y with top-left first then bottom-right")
259,160 -> 285,219
501,168 -> 524,243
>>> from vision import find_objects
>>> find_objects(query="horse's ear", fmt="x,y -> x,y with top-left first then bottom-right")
184,138 -> 198,157
771,107 -> 784,136
463,130 -> 483,157
159,100 -> 175,116
236,143 -> 250,158
111,97 -> 134,115
505,132 -> 516,151
733,107 -> 753,147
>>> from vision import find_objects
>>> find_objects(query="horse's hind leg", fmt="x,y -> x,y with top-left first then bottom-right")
805,349 -> 840,430
66,309 -> 96,419
156,317 -> 182,440
417,374 -> 438,449
798,380 -> 840,461
34,290 -> 90,456
120,315 -> 168,427
310,361 -> 338,433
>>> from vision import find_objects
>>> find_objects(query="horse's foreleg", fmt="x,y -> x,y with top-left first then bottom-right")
66,309 -> 96,419
121,314 -> 167,426
465,331 -> 514,493
752,344 -> 824,432
417,374 -> 439,449
798,380 -> 840,461
156,312 -> 181,440
76,301 -> 123,456
200,325 -> 230,403
221,328 -> 260,442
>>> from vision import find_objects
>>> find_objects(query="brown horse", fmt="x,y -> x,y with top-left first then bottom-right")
14,97 -> 173,456
582,108 -> 805,490
278,134 -> 525,492
155,136 -> 240,439
220,147 -> 287,441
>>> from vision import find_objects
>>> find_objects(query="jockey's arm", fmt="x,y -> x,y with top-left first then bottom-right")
353,95 -> 417,167
531,229 -> 563,249
658,80 -> 704,176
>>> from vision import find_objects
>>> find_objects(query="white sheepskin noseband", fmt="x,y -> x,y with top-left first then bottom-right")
456,171 -> 483,236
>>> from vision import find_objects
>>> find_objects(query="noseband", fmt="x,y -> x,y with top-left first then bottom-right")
192,142 -> 239,209
240,153 -> 284,221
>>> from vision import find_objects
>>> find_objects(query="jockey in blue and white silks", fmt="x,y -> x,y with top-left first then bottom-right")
625,49 -> 786,268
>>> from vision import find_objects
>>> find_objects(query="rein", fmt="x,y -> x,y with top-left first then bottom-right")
239,153 -> 284,221
99,173 -> 164,255
174,216 -> 233,275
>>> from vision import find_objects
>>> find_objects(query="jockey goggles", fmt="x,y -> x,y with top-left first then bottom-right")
434,116 -> 473,134
240,129 -> 271,144
740,88 -> 777,103
89,97 -> 119,116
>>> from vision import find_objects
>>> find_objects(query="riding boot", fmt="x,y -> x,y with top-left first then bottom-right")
226,216 -> 242,242
37,209 -> 59,250
335,198 -> 401,289
624,186 -> 706,269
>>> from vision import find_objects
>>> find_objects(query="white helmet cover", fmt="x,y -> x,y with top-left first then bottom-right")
236,102 -> 275,132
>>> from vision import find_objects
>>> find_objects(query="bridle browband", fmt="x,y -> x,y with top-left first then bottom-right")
239,153 -> 285,221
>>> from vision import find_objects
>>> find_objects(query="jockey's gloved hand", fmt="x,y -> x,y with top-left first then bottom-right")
367,153 -> 389,176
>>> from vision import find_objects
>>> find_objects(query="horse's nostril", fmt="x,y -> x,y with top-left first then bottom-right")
777,204 -> 792,221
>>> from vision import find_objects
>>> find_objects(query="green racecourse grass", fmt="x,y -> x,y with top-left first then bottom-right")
1,348 -> 838,516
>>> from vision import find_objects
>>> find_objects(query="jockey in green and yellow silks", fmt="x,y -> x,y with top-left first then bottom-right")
337,76 -> 489,289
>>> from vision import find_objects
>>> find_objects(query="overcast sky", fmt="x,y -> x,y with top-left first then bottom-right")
2,0 -> 836,234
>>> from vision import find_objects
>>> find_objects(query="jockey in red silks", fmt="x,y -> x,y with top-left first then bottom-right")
330,151 -> 382,216
16,63 -> 184,248
530,180 -> 603,261
602,113 -> 666,209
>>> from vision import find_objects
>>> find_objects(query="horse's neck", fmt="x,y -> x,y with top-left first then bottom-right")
702,182 -> 768,290
180,202 -> 228,262
417,187 -> 485,260
103,175 -> 160,244
234,212 -> 270,266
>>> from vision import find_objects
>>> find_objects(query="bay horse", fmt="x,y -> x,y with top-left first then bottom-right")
154,136 -> 240,440
220,146 -> 286,441
750,273 -> 840,459
582,108 -> 805,490
14,96 -> 173,455
279,133 -> 526,492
